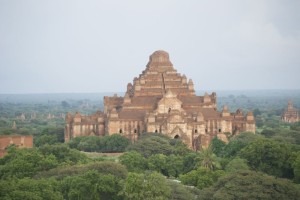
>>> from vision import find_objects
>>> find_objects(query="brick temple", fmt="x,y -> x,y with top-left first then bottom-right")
282,101 -> 299,123
65,50 -> 255,150
0,135 -> 33,157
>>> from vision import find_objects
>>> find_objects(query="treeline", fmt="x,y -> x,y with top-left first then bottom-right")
1,124 -> 300,199
0,143 -> 198,200
68,135 -> 130,153
116,132 -> 300,199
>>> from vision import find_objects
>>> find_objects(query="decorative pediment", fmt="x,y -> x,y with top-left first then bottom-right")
157,90 -> 182,114
170,126 -> 184,137
168,114 -> 184,123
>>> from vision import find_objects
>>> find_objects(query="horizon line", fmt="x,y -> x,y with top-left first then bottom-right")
1,89 -> 300,95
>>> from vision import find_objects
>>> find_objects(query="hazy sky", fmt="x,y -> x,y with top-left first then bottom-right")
0,0 -> 299,94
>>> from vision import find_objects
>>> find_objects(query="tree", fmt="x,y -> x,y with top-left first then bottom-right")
126,134 -> 174,157
290,122 -> 300,132
181,152 -> 200,174
0,147 -> 58,179
147,154 -> 167,175
121,172 -> 144,200
179,167 -> 225,190
119,151 -> 146,173
102,134 -> 131,153
253,108 -> 261,117
0,178 -> 63,200
0,144 -> 89,179
261,129 -> 276,138
210,137 -> 226,157
196,147 -> 221,171
223,132 -> 263,158
255,116 -> 264,128
167,180 -> 200,200
68,135 -> 130,153
34,127 -> 65,147
239,138 -> 293,178
77,136 -> 99,152
38,144 -> 89,165
165,154 -> 184,177
35,161 -> 128,180
60,170 -> 122,200
225,157 -> 249,173
121,172 -> 171,200
199,171 -> 300,200
291,151 -> 300,183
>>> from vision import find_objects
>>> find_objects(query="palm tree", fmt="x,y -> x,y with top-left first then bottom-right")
197,146 -> 221,171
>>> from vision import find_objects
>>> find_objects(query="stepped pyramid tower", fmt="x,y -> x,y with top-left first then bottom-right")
282,101 -> 299,123
65,50 -> 255,150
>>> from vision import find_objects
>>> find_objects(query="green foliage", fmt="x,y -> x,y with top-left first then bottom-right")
196,147 -> 221,170
165,154 -> 184,177
68,134 -> 130,153
121,172 -> 171,200
225,157 -> 249,173
119,151 -> 146,173
181,152 -> 200,174
126,135 -> 174,157
0,148 -> 58,179
167,180 -> 200,200
71,136 -> 99,152
0,178 -> 63,200
0,144 -> 88,179
102,134 -> 131,152
261,129 -> 276,137
126,133 -> 191,157
38,144 -> 89,165
239,138 -> 293,178
253,108 -> 261,117
290,122 -> 300,131
35,161 -> 128,180
255,116 -> 264,128
222,132 -> 263,158
290,151 -> 300,183
147,154 -> 167,174
260,127 -> 300,145
60,170 -> 122,200
210,137 -> 226,157
199,171 -> 300,200
34,127 -> 64,147
179,167 -> 225,190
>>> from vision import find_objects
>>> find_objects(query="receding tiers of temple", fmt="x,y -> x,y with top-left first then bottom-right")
282,101 -> 299,123
65,50 -> 255,150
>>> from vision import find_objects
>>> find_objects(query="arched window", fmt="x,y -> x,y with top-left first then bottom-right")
155,130 -> 158,133
119,129 -> 122,134
195,129 -> 198,133
219,129 -> 221,133
205,128 -> 208,133
134,129 -> 137,133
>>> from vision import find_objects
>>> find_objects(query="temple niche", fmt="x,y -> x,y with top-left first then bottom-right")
282,101 -> 299,123
65,50 -> 256,150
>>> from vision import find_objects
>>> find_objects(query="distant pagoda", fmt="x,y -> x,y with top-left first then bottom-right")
282,101 -> 299,123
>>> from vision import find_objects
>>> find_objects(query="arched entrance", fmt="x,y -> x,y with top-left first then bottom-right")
174,135 -> 180,139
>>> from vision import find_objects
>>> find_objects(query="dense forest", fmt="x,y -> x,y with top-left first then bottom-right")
0,91 -> 300,200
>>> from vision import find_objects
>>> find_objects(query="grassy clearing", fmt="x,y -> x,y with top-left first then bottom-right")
82,152 -> 123,162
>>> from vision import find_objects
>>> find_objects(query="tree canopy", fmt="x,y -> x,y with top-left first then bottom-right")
199,171 -> 300,200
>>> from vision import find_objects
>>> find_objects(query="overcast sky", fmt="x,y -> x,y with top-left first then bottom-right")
0,0 -> 299,94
